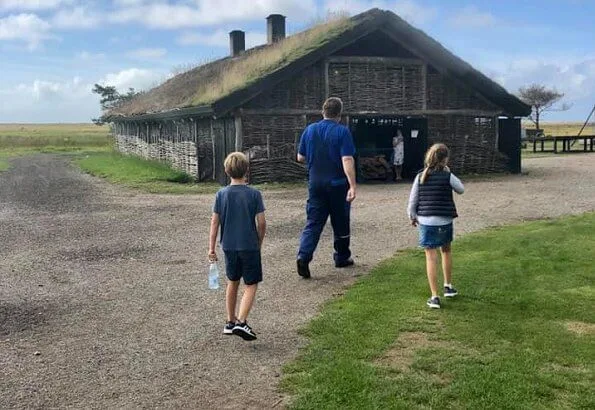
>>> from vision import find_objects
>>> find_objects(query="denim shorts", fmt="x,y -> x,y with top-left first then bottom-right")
223,250 -> 263,285
418,223 -> 453,249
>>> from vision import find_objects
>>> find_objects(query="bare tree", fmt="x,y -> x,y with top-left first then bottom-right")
518,84 -> 570,132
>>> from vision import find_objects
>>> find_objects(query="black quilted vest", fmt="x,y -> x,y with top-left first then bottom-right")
416,170 -> 458,218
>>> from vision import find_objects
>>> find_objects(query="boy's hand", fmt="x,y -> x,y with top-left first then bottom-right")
208,251 -> 217,262
411,218 -> 418,227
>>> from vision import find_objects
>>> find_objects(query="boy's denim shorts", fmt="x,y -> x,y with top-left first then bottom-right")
223,250 -> 262,285
418,223 -> 453,249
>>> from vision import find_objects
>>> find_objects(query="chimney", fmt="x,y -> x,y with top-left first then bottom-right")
229,30 -> 245,57
266,14 -> 286,44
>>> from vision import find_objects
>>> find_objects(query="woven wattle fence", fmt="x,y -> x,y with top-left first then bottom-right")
428,115 -> 508,173
248,158 -> 307,184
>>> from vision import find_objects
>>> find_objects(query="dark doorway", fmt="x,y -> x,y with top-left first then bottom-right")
350,116 -> 427,181
498,118 -> 521,174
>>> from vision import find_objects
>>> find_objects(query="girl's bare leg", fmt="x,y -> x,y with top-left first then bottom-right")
226,280 -> 240,322
424,249 -> 439,297
440,243 -> 452,285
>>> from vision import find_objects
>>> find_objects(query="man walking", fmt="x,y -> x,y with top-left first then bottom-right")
296,97 -> 357,278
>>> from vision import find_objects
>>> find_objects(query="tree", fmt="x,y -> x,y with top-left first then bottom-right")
518,84 -> 570,132
92,84 -> 141,125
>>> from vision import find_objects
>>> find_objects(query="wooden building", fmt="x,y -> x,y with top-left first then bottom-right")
106,8 -> 531,184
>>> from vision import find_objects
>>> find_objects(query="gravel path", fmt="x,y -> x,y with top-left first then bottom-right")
1,154 -> 593,409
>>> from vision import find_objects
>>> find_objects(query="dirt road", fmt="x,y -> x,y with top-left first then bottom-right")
1,154 -> 593,409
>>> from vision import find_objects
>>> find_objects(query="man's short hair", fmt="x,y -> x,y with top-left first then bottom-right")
322,97 -> 343,119
224,152 -> 249,179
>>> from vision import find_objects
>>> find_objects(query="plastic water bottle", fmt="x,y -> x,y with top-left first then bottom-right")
208,262 -> 220,290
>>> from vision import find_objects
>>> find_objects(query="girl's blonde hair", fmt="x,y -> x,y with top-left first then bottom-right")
420,143 -> 450,184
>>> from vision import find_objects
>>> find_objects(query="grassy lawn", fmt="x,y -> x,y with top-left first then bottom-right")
283,213 -> 595,409
75,151 -> 306,194
74,151 -> 219,194
0,158 -> 9,172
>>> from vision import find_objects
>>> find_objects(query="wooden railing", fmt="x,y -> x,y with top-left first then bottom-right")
531,136 -> 595,153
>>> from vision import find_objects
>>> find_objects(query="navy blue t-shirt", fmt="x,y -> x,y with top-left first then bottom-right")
298,119 -> 356,186
213,185 -> 265,251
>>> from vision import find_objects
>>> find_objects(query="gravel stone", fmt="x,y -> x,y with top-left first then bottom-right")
1,154 -> 593,409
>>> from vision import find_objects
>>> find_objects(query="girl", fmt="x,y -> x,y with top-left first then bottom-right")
407,143 -> 464,309
391,131 -> 405,181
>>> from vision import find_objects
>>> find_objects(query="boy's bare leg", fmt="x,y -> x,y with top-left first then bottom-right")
237,284 -> 258,322
424,249 -> 439,297
440,244 -> 452,285
226,280 -> 240,322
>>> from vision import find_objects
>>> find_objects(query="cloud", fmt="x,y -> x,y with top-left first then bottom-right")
0,13 -> 53,49
477,54 -> 595,120
448,6 -> 497,29
0,75 -> 100,123
76,51 -> 106,61
177,30 -> 266,49
110,0 -> 316,29
323,0 -> 437,25
127,47 -> 168,59
99,68 -> 164,92
51,6 -> 101,29
0,0 -> 68,10
15,76 -> 86,101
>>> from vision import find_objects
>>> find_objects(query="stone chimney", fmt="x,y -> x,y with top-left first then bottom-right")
229,30 -> 245,57
266,14 -> 286,44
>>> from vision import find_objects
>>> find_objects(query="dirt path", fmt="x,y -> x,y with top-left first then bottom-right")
1,154 -> 593,409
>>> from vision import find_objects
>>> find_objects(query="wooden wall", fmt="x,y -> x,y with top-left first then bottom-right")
113,118 -> 210,180
427,115 -> 508,173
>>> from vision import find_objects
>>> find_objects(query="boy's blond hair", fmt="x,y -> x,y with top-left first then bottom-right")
224,152 -> 249,179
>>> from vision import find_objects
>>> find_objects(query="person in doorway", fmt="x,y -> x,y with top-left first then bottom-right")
296,97 -> 357,278
407,143 -> 464,309
209,152 -> 266,340
391,130 -> 405,181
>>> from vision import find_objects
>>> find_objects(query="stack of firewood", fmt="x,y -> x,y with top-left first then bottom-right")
359,155 -> 391,180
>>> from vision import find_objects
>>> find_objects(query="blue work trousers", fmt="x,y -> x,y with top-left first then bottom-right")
297,183 -> 351,264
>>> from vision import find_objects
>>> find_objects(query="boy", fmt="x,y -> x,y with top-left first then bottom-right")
208,152 -> 266,340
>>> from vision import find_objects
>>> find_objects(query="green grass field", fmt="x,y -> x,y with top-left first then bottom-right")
282,213 -> 595,409
74,152 -> 223,194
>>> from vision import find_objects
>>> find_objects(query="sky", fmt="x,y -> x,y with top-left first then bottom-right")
0,0 -> 594,123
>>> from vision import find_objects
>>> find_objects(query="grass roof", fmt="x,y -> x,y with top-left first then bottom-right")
111,15 -> 354,117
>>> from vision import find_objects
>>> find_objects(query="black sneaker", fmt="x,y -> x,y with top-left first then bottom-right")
223,321 -> 235,335
444,286 -> 458,297
232,322 -> 257,341
427,296 -> 441,309
335,258 -> 354,268
297,259 -> 311,279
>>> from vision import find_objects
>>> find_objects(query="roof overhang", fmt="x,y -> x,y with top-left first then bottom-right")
105,105 -> 213,122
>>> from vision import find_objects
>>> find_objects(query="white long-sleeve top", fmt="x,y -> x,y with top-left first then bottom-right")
407,173 -> 465,226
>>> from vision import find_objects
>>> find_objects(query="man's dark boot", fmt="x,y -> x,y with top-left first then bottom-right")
335,258 -> 354,268
297,259 -> 311,279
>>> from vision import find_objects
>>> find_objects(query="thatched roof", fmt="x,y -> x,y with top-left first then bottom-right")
109,8 -> 530,120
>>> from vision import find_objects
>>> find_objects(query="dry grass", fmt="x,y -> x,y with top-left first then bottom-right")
192,16 -> 352,105
113,16 -> 353,116
0,123 -> 111,152
564,321 -> 595,336
523,121 -> 595,137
